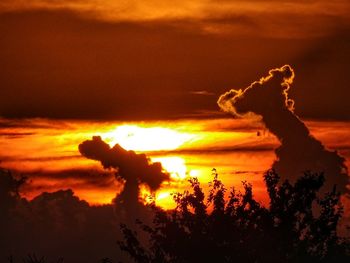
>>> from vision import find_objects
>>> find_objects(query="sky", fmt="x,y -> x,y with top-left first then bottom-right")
1,0 -> 350,120
1,0 -> 350,261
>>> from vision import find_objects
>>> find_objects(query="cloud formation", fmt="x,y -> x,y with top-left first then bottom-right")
218,65 -> 349,194
79,136 -> 170,214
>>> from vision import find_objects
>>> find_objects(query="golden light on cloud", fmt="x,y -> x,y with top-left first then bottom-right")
1,0 -> 349,22
101,125 -> 196,151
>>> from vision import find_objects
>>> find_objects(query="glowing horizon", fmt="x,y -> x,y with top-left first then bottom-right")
1,117 -> 349,208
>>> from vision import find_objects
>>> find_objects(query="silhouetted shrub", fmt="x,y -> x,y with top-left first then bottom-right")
119,169 -> 350,263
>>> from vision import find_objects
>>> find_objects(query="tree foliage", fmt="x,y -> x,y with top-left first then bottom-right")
119,169 -> 350,263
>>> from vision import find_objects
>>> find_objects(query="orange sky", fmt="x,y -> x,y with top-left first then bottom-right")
1,118 -> 349,208
0,1 -> 350,209
1,1 -> 350,261
0,0 -> 349,206
1,2 -> 350,121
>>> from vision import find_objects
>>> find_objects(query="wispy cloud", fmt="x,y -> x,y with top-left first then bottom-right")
190,90 -> 215,96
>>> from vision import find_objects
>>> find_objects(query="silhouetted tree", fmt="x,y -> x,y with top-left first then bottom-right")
100,258 -> 113,263
0,169 -> 26,214
23,254 -> 46,263
9,254 -> 64,263
119,169 -> 350,263
0,169 -> 27,250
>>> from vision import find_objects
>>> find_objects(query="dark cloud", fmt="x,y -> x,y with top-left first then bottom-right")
21,168 -> 117,190
0,155 -> 80,162
147,144 -> 276,156
0,132 -> 35,138
79,136 -> 169,215
218,65 -> 349,194
79,136 -> 169,190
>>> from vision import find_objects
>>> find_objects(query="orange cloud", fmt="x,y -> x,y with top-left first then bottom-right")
1,0 -> 349,37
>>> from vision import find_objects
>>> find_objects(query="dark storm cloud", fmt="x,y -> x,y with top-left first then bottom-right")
1,9 -> 350,120
218,65 -> 349,194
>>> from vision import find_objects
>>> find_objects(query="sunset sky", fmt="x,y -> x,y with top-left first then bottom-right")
1,0 -> 350,207
1,1 -> 350,261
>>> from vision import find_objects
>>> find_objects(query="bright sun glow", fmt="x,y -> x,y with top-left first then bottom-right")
152,156 -> 188,180
139,156 -> 200,209
101,125 -> 195,151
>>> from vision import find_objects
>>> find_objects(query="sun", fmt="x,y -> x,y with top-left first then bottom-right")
152,156 -> 188,180
99,124 -> 201,209
101,125 -> 195,151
